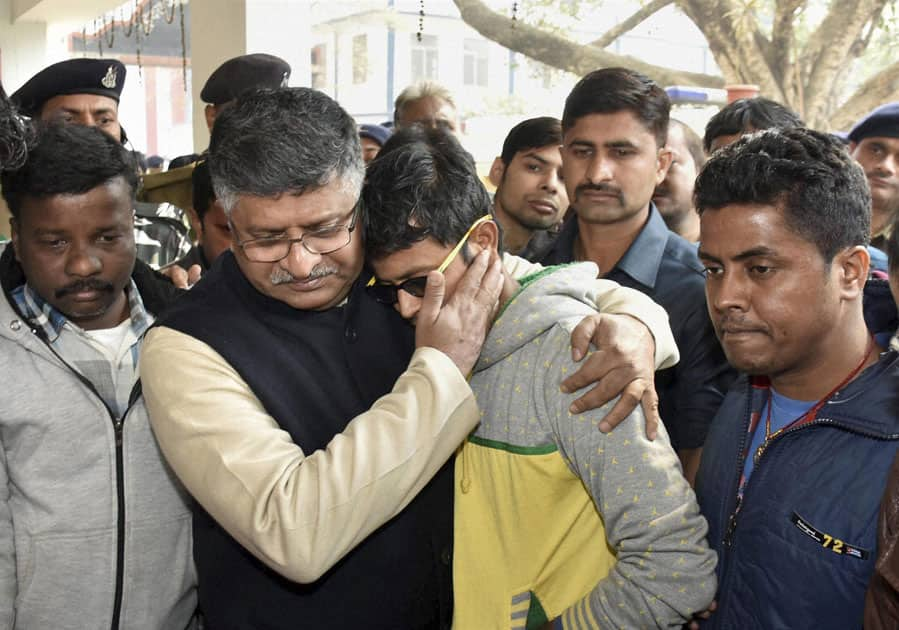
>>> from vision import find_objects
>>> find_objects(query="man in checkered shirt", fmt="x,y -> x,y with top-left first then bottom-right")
0,122 -> 196,628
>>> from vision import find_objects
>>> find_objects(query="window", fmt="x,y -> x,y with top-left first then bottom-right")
352,34 -> 368,84
311,44 -> 327,90
410,34 -> 439,81
463,39 -> 488,87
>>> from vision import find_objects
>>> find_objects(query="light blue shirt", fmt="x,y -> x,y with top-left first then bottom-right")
743,389 -> 815,482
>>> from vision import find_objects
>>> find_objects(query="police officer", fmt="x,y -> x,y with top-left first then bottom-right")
202,53 -> 291,132
848,102 -> 899,251
11,58 -> 127,143
11,58 -> 194,268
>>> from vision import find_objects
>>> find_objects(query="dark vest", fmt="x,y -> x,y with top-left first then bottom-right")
159,252 -> 454,630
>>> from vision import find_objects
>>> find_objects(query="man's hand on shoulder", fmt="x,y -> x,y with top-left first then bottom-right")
562,313 -> 660,439
415,250 -> 504,375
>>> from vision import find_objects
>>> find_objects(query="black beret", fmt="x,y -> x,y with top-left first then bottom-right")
11,58 -> 126,118
848,102 -> 899,143
201,54 -> 291,105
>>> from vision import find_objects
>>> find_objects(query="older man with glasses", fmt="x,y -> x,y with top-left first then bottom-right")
139,87 -> 680,629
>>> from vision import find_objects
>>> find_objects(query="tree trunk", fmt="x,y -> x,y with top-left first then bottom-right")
452,0 -> 899,129
829,61 -> 899,132
452,0 -> 724,87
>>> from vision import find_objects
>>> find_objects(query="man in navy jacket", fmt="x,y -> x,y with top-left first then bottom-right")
694,127 -> 899,628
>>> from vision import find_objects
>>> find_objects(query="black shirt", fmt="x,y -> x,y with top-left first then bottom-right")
541,205 -> 736,451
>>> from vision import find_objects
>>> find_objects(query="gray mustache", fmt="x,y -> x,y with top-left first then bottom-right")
270,265 -> 338,285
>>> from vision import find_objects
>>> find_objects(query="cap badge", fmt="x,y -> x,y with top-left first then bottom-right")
280,71 -> 289,88
101,65 -> 118,89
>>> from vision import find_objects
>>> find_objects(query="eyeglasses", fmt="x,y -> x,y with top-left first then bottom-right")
367,214 -> 492,305
232,202 -> 361,263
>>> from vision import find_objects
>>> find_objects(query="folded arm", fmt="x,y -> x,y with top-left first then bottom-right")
504,254 -> 677,436
503,254 -> 678,370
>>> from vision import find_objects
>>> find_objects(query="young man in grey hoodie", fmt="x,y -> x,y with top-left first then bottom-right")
363,126 -> 716,629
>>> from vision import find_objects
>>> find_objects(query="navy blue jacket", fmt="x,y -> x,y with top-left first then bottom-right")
696,310 -> 899,628
158,252 -> 453,630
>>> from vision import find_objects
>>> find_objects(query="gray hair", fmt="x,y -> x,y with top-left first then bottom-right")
393,81 -> 456,128
208,87 -> 364,214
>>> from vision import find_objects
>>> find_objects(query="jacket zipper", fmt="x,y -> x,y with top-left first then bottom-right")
715,404 -> 899,626
712,380 -> 754,624
27,326 -> 134,630
722,380 -> 754,548
111,415 -> 126,630
724,415 -> 897,547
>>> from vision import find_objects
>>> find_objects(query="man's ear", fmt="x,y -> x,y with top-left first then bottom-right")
488,157 -> 505,188
655,146 -> 673,186
836,245 -> 870,299
187,208 -> 204,240
471,219 -> 500,252
204,105 -> 217,133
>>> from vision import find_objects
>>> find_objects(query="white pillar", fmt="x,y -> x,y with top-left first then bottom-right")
189,0 -> 247,151
246,0 -> 310,86
189,0 -> 312,152
0,0 -> 49,91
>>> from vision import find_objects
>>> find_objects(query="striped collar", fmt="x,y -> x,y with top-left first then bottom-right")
11,279 -> 152,342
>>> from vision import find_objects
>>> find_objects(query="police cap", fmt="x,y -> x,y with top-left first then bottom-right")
848,102 -> 899,143
359,123 -> 392,147
200,54 -> 291,106
11,58 -> 126,119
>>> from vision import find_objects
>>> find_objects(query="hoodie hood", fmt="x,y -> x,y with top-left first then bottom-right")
474,262 -> 600,372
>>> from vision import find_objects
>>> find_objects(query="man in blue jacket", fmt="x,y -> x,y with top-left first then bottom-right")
694,127 -> 899,628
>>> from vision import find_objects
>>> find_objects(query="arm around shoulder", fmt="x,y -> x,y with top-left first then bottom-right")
140,326 -> 478,583
502,253 -> 678,370
542,333 -> 716,627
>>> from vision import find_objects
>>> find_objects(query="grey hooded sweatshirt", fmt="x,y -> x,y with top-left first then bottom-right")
0,243 -> 196,629
453,263 -> 717,629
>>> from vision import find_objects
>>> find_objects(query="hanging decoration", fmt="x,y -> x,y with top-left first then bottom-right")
121,5 -> 134,37
137,0 -> 155,37
417,0 -> 425,42
102,13 -> 116,49
164,0 -> 177,24
80,0 -> 188,91
178,1 -> 187,89
512,1 -> 519,24
135,14 -> 144,80
95,18 -> 103,56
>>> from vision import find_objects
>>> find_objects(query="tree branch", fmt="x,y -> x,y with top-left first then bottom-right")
828,60 -> 899,131
452,0 -> 724,87
677,0 -> 783,99
801,0 -> 888,126
589,0 -> 675,49
769,0 -> 804,83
